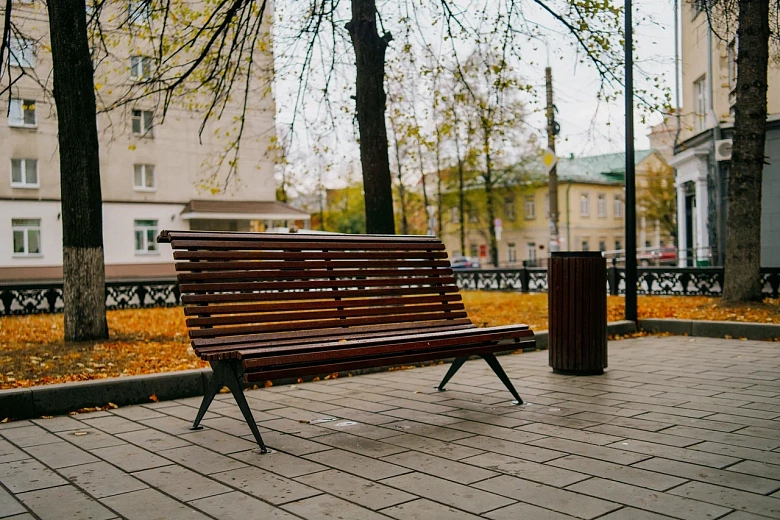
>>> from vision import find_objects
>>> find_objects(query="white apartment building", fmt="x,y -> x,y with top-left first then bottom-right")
1,2 -> 309,281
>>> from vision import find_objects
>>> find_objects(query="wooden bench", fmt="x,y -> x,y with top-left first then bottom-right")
158,230 -> 535,453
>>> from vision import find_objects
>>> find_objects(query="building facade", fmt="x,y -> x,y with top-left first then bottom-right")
1,2 -> 309,281
441,151 -> 671,267
670,1 -> 780,267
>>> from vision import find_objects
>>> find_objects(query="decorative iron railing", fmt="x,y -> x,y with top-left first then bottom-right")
1,267 -> 778,315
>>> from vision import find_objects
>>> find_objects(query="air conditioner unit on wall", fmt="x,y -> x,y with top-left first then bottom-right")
715,139 -> 733,162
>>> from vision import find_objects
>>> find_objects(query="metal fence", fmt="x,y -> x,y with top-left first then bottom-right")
1,267 -> 779,315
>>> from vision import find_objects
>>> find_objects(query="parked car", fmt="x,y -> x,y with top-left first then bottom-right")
451,256 -> 481,269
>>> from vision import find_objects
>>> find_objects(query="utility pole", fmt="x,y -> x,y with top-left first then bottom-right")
546,67 -> 560,252
624,0 -> 638,322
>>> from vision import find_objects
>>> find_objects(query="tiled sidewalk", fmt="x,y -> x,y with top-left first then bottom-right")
1,336 -> 779,519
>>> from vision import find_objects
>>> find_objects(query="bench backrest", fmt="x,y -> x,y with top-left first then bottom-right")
158,231 -> 474,356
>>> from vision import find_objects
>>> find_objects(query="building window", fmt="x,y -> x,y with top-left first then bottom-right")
614,195 -> 624,218
128,0 -> 151,24
582,239 -> 590,251
580,193 -> 590,217
507,242 -> 517,264
615,239 -> 623,251
504,199 -> 516,222
599,240 -> 606,252
694,75 -> 707,131
131,109 -> 154,137
12,219 -> 41,256
11,159 -> 38,188
8,99 -> 36,127
9,38 -> 35,68
450,207 -> 459,224
645,240 -> 652,249
130,56 -> 152,80
133,164 -> 156,191
469,243 -> 478,258
524,196 -> 535,219
597,193 -> 607,217
134,219 -> 158,253
527,242 -> 536,263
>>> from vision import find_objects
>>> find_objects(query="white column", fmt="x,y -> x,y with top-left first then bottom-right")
676,184 -> 687,266
694,176 -> 710,265
639,216 -> 647,249
654,220 -> 661,248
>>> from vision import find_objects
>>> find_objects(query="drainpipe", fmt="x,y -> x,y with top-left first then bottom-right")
707,21 -> 723,266
566,180 -> 572,250
674,0 -> 681,148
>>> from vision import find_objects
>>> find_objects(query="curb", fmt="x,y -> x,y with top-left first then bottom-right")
532,320 -> 637,350
639,318 -> 780,340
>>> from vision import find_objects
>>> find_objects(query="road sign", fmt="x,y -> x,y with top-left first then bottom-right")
542,149 -> 557,172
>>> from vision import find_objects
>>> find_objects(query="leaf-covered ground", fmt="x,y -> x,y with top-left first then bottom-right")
1,294 -> 778,389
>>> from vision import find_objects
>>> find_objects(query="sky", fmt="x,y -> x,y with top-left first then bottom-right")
272,0 -> 678,190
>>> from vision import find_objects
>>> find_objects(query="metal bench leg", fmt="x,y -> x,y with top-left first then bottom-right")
196,361 -> 269,453
437,356 -> 468,391
191,364 -> 221,431
481,354 -> 523,405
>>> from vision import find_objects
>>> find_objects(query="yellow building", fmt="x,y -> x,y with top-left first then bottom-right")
441,150 -> 671,267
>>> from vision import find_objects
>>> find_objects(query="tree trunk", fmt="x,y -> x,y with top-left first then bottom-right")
454,134 -> 466,255
347,0 -> 394,234
722,0 -> 769,302
484,136 -> 498,268
48,0 -> 108,340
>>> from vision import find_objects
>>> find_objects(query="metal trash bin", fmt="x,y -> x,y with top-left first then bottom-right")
548,252 -> 607,375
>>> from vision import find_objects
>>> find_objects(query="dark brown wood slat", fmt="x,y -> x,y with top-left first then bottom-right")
184,294 -> 462,316
195,323 -> 477,359
181,285 -> 460,305
178,275 -> 457,294
174,250 -> 449,261
162,230 -> 440,243
191,318 -> 475,349
188,311 -> 469,339
175,259 -> 451,271
186,303 -> 465,328
239,326 -> 533,366
177,266 -> 453,283
169,239 -> 447,251
242,340 -> 532,382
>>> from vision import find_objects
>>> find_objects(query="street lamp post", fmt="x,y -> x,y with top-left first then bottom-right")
624,0 -> 638,322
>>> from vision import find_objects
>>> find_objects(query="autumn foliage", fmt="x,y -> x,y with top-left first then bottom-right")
1,294 -> 777,389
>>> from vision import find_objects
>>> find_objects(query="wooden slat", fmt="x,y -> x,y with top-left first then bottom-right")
175,259 -> 451,271
161,230 -> 440,243
191,318 -> 475,349
181,286 -> 460,305
188,311 -> 469,339
169,238 -> 446,251
174,250 -> 449,261
186,303 -> 465,328
240,326 -> 533,366
177,266 -> 453,283
184,294 -> 462,316
178,275 -> 457,294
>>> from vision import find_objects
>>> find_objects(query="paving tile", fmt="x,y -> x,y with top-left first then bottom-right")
661,425 -> 780,451
531,437 -> 652,465
634,457 -> 780,494
567,477 -> 732,520
456,436 -> 566,463
179,429 -> 257,454
22,441 -> 99,469
689,441 -> 780,465
91,443 -> 171,472
0,421 -> 32,431
604,439 -> 741,468
0,459 -> 66,493
282,494 -> 390,520
474,475 -> 619,519
380,471 -> 513,514
319,407 -> 403,425
460,452 -> 588,488
517,422 -> 623,445
443,409 -> 530,427
313,432 -> 407,457
155,405 -> 219,423
139,415 -> 198,436
633,413 -> 744,433
585,424 -> 701,448
258,418 -> 334,438
199,416 -> 266,438
296,468 -> 413,510
318,420 -> 402,440
59,461 -> 147,498
445,421 -> 546,443
133,465 -> 232,501
110,407 -> 169,421
380,433 -> 484,460
1,426 -> 61,448
79,416 -> 147,435
483,502 -> 580,520
55,429 -> 126,450
380,420 -> 474,442
728,460 -> 780,481
380,450 -> 497,484
189,490 -> 299,519
252,431 -> 331,456
381,498 -> 484,520
0,485 -> 26,518
0,440 -> 28,464
17,485 -> 114,520
231,448 -> 327,478
594,507 -> 678,519
718,512 -> 780,520
550,454 -> 686,491
324,397 -> 398,413
101,488 -> 210,519
31,417 -> 86,433
380,407 -> 466,425
669,481 -> 780,518
156,445 -> 247,475
212,465 -> 321,505
115,428 -> 190,452
304,448 -> 410,480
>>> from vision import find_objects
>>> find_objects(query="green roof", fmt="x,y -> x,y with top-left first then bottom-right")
554,150 -> 654,184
